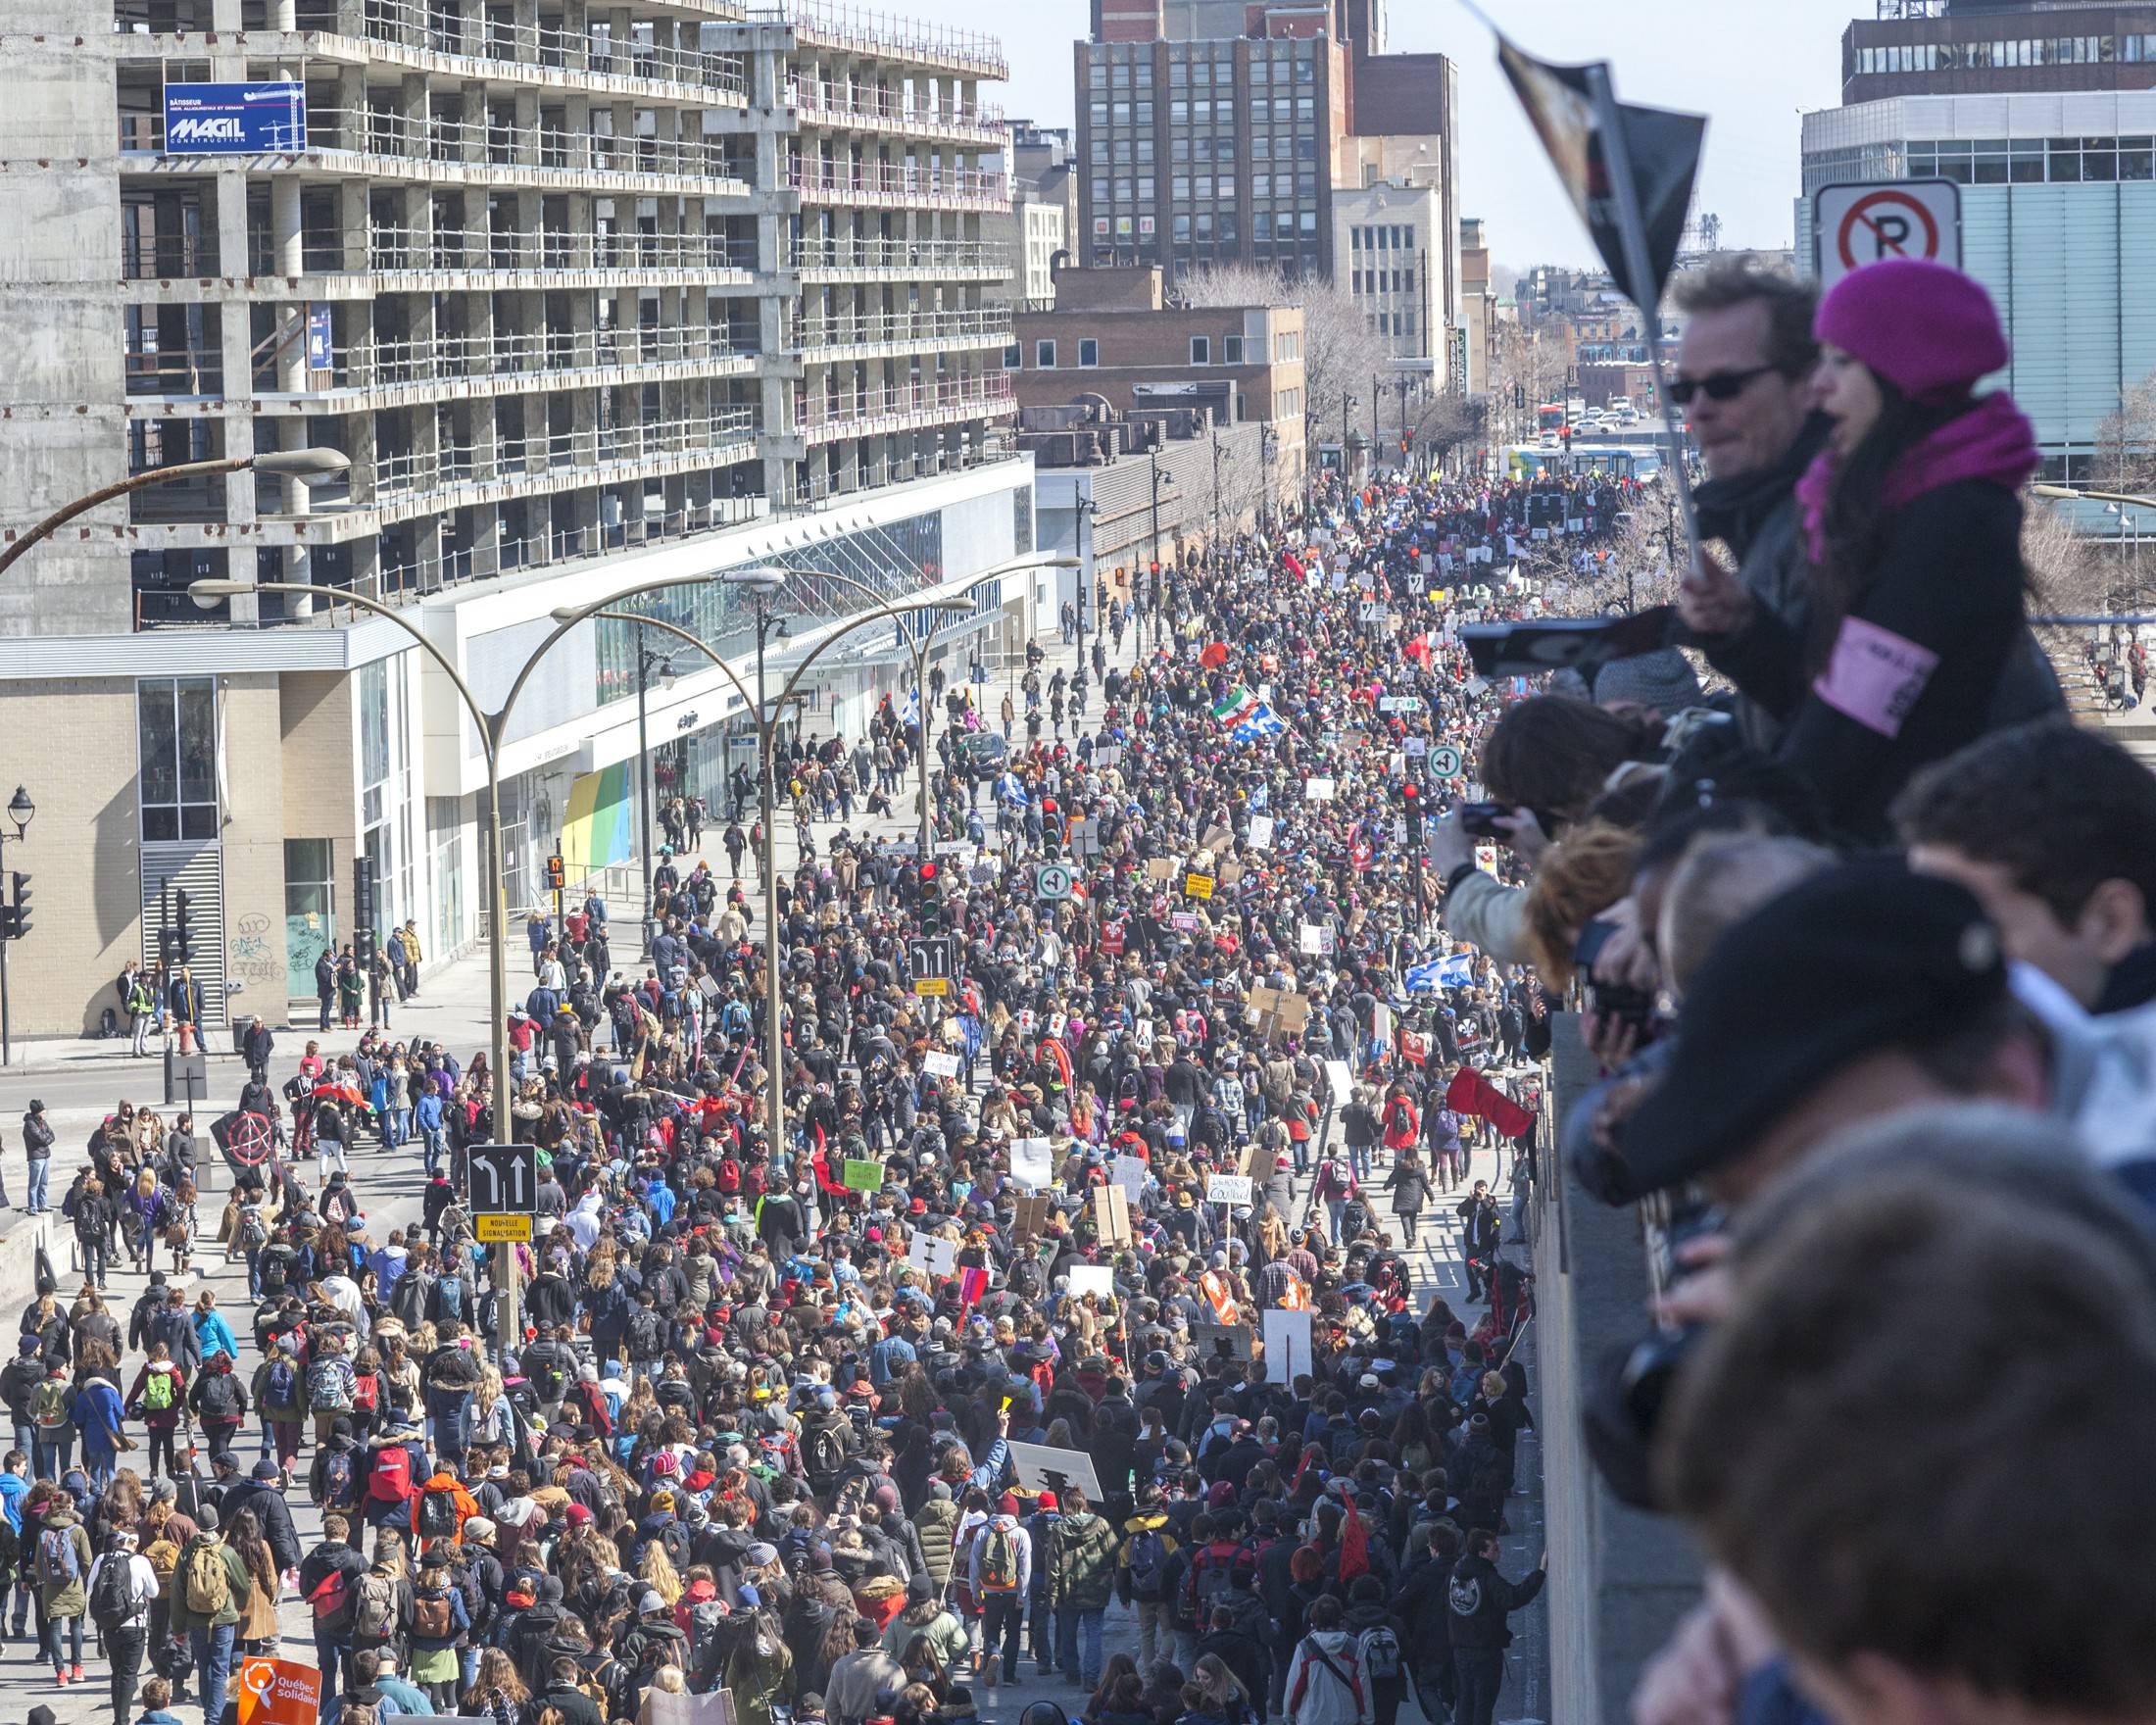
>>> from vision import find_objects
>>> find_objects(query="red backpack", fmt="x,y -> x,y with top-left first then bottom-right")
368,1445 -> 413,1503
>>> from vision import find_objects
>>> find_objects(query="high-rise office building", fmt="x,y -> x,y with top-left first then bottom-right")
1072,0 -> 1456,303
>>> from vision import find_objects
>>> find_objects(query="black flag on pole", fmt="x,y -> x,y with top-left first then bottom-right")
1495,36 -> 1705,315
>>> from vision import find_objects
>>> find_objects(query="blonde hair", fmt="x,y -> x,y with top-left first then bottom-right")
639,1540 -> 683,1605
1522,821 -> 1643,988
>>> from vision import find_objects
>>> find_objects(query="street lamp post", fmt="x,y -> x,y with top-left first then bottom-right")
191,568 -> 704,1364
0,787 -> 32,1066
632,624 -> 677,956
1,449 -> 349,579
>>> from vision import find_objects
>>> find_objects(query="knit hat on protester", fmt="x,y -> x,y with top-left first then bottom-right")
1814,258 -> 2008,403
1592,648 -> 1702,716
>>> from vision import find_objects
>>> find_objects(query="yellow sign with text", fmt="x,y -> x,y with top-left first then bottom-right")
475,1213 -> 532,1243
1184,872 -> 1215,901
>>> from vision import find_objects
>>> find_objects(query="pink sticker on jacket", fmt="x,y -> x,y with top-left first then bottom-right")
1812,616 -> 1939,738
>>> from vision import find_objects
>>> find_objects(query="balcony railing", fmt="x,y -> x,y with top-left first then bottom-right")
754,0 -> 1006,77
786,77 -> 1006,140
368,407 -> 758,504
788,158 -> 1007,207
292,107 -> 748,183
344,223 -> 758,278
125,348 -> 225,396
792,306 -> 1011,353
122,233 -> 221,280
773,440 -> 1022,514
788,235 -> 1011,275
298,324 -> 757,392
798,374 -> 1014,440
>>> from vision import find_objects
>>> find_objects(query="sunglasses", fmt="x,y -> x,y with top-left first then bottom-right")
1667,365 -> 1780,407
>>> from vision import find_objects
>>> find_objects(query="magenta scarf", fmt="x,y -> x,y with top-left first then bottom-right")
1796,390 -> 2038,562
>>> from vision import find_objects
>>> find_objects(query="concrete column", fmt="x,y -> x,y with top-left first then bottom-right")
272,173 -> 304,278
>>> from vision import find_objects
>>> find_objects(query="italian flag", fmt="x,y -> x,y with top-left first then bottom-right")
1211,685 -> 1259,728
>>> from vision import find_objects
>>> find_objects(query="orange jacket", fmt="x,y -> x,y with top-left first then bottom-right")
411,1471 -> 481,1544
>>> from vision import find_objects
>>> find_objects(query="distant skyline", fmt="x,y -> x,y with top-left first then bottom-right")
931,0 -> 1860,270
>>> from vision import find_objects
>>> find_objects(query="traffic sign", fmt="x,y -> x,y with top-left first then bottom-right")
1429,744 -> 1463,778
912,976 -> 952,998
474,1213 -> 532,1243
465,1143 -> 537,1215
1815,179 -> 1960,290
1034,862 -> 1076,902
907,934 -> 954,979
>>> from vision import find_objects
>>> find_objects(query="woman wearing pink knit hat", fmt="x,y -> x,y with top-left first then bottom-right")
1679,256 -> 2059,837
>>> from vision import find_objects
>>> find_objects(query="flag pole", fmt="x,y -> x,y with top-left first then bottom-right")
1582,62 -> 1703,566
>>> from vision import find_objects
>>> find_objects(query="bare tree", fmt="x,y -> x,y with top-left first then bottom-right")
1183,263 -> 1390,472
2095,370 -> 2156,494
1409,392 -> 1485,469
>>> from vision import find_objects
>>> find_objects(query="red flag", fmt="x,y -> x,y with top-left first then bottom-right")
1283,550 -> 1306,579
1199,641 -> 1230,669
956,1266 -> 989,1309
1445,1065 -> 1536,1141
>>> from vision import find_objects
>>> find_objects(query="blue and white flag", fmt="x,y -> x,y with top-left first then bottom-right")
1231,702 -> 1288,742
1404,953 -> 1478,994
899,687 -> 920,725
997,770 -> 1030,810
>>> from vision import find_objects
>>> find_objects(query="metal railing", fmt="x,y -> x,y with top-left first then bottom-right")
121,233 -> 221,279
786,77 -> 1006,140
773,441 -> 1021,513
756,0 -> 1006,77
300,323 -> 757,391
124,349 -> 225,396
789,157 -> 1006,206
279,106 -> 748,184
798,374 -> 1014,439
368,407 -> 758,504
788,234 -> 1010,274
351,222 -> 758,277
791,306 -> 1011,353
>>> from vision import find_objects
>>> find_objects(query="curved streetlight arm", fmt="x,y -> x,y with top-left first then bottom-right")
1,456 -> 256,581
772,594 -> 952,711
493,579 -> 707,747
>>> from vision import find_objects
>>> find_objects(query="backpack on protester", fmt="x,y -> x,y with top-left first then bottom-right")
369,1446 -> 414,1503
417,1487 -> 462,1541
318,1449 -> 360,1513
1125,1528 -> 1170,1596
806,1422 -> 847,1486
264,1358 -> 298,1411
142,1370 -> 174,1414
308,1567 -> 351,1623
31,1379 -> 68,1430
307,1359 -> 353,1411
980,1525 -> 1019,1594
180,1541 -> 229,1616
352,1371 -> 380,1415
1358,1624 -> 1402,1682
413,1590 -> 454,1640
35,1526 -> 79,1591
90,1552 -> 135,1631
352,1571 -> 397,1640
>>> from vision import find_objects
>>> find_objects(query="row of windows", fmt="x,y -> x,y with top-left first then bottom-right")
1006,334 -> 1250,370
1353,268 -> 1414,295
1094,134 -> 1272,166
1275,387 -> 1302,420
1906,134 -> 2156,182
1091,172 -> 1319,205
1086,209 -> 1320,242
1854,33 -> 2156,74
1351,224 -> 1417,251
1088,243 -> 1322,269
1086,98 -> 1315,127
1366,312 -> 1415,340
1089,48 -> 1315,81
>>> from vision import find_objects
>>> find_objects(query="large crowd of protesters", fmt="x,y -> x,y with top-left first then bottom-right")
23,247 -> 2156,1725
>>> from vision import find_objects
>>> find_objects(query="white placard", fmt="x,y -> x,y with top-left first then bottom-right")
1323,1060 -> 1355,1105
1010,1137 -> 1054,1192
1205,1174 -> 1253,1206
1305,777 -> 1336,803
1298,924 -> 1334,956
1247,815 -> 1274,850
1007,1440 -> 1103,1500
907,1235 -> 957,1277
1107,1157 -> 1148,1202
1067,1264 -> 1115,1300
1262,1307 -> 1314,1386
924,1051 -> 961,1078
1405,736 -> 1428,758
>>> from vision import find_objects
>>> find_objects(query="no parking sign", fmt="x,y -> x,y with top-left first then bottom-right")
1814,179 -> 1961,290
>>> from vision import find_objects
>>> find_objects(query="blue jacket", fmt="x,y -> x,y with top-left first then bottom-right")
73,1379 -> 124,1454
192,1309 -> 239,1361
0,1469 -> 26,1533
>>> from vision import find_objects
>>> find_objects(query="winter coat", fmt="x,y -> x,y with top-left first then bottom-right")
30,1508 -> 93,1618
1282,1628 -> 1373,1725
1045,1509 -> 1117,1611
914,1495 -> 959,1586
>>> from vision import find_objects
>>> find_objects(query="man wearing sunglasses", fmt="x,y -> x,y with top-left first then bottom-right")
1670,261 -> 1831,747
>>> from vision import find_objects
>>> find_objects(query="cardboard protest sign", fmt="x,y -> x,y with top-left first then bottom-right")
1247,816 -> 1275,850
1009,1192 -> 1051,1240
1093,1184 -> 1133,1245
1205,1174 -> 1253,1206
842,1158 -> 885,1194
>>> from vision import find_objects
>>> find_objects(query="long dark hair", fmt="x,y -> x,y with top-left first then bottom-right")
1808,376 -> 1984,675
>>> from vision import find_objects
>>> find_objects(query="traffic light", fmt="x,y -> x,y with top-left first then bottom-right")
172,888 -> 193,963
547,854 -> 566,891
1399,781 -> 1423,841
916,860 -> 943,937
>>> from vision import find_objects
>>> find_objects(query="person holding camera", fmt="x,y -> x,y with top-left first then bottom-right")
1455,1182 -> 1500,1304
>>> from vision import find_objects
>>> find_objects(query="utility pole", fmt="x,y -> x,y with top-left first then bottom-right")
633,620 -> 658,956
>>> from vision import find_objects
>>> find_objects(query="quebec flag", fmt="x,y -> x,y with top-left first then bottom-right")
1405,954 -> 1477,993
1231,703 -> 1288,742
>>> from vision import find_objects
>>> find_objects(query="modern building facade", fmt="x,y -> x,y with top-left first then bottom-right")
0,0 -> 1031,1037
989,122 -> 1077,308
1802,0 -> 2156,483
1072,0 -> 1457,294
1334,176 -> 1447,388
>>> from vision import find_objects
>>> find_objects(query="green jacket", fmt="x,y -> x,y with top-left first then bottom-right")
31,1510 -> 92,1618
168,1534 -> 251,1632
1046,1511 -> 1118,1611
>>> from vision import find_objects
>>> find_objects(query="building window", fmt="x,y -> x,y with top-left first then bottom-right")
1224,335 -> 1243,364
1004,343 -> 1021,369
1036,340 -> 1056,368
137,675 -> 219,842
1191,336 -> 1210,363
1078,338 -> 1099,368
284,836 -> 334,1001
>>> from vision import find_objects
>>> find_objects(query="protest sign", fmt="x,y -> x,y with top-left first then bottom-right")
1093,1183 -> 1132,1245
906,1235 -> 956,1278
1305,777 -> 1336,802
923,1051 -> 961,1078
1247,815 -> 1275,850
1067,1263 -> 1115,1301
1205,1174 -> 1253,1206
842,1158 -> 884,1194
1107,1158 -> 1148,1202
237,1660 -> 322,1725
1323,1060 -> 1356,1104
1010,1137 -> 1054,1192
1007,1441 -> 1103,1500
1262,1307 -> 1315,1385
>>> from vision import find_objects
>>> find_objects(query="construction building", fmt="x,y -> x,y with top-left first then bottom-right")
0,0 -> 1035,1037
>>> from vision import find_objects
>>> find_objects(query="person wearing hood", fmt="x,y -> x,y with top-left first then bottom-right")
1338,1574 -> 1408,1725
1045,1483 -> 1119,1691
1282,1596 -> 1374,1725
32,1492 -> 95,1684
223,1458 -> 304,1576
966,1501 -> 1033,1686
1443,1530 -> 1544,1725
1680,257 -> 2058,838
